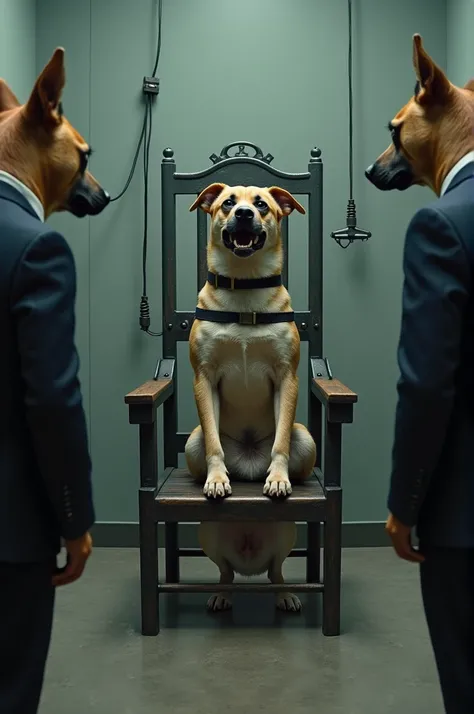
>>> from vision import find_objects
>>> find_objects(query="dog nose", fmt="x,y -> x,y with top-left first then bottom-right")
365,164 -> 374,179
235,207 -> 254,221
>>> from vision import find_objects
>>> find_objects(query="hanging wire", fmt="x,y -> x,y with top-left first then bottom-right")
108,0 -> 163,335
141,95 -> 162,337
110,0 -> 163,203
338,0 -> 354,249
152,0 -> 163,76
331,0 -> 371,248
109,112 -> 148,203
348,0 -> 353,203
331,0 -> 354,249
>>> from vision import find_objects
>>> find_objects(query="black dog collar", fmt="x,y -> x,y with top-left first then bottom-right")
207,271 -> 282,290
195,307 -> 294,325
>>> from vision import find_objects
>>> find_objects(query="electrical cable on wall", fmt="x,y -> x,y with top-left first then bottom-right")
330,0 -> 371,248
110,0 -> 163,335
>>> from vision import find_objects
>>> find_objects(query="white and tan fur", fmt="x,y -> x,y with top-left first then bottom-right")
185,183 -> 316,611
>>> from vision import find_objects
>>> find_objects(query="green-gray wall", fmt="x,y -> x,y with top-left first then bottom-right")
0,0 -> 36,100
34,0 -> 447,527
447,0 -> 474,85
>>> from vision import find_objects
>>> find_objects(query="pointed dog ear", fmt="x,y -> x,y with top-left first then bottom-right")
267,186 -> 306,216
189,183 -> 226,213
24,47 -> 66,126
464,78 -> 474,92
412,34 -> 451,105
0,81 -> 21,112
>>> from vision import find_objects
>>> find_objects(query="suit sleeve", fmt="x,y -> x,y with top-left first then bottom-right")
388,206 -> 471,526
11,229 -> 95,540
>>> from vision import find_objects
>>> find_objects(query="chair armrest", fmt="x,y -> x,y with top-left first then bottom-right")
312,378 -> 358,406
312,377 -> 357,425
125,378 -> 173,407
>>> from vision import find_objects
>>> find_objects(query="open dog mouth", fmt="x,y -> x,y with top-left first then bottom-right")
222,229 -> 267,257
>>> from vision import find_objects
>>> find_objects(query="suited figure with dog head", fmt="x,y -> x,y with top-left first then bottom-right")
367,34 -> 474,714
0,48 -> 108,713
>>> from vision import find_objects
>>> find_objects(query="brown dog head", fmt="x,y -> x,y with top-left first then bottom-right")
366,34 -> 474,195
0,47 -> 109,219
190,183 -> 305,260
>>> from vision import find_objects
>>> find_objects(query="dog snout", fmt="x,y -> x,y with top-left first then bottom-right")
365,160 -> 390,189
66,176 -> 110,217
365,164 -> 375,180
365,154 -> 414,192
235,206 -> 254,221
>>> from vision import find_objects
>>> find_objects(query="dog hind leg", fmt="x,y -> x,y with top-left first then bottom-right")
199,522 -> 234,611
184,426 -> 207,482
268,523 -> 302,612
288,423 -> 316,482
207,565 -> 234,612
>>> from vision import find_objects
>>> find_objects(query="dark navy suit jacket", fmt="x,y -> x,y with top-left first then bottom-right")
389,162 -> 474,547
0,182 -> 94,562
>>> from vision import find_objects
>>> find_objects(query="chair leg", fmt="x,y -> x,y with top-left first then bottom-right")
165,522 -> 180,583
306,522 -> 321,583
139,488 -> 159,636
323,487 -> 342,636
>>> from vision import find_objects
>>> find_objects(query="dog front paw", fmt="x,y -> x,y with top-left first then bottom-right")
263,471 -> 292,497
207,593 -> 232,611
203,472 -> 232,498
276,592 -> 302,612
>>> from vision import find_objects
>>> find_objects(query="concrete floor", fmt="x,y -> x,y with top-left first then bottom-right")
39,547 -> 443,714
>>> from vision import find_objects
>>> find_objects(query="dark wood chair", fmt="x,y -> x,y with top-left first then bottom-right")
124,142 -> 358,636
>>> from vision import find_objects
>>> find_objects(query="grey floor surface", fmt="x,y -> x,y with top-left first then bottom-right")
39,547 -> 443,714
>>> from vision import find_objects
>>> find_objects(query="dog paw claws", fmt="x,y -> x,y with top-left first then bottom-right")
276,593 -> 302,612
207,594 -> 232,611
203,474 -> 232,499
263,472 -> 292,498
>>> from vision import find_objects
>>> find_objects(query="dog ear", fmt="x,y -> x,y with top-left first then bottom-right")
464,78 -> 474,92
24,47 -> 65,126
0,80 -> 21,112
189,183 -> 226,213
267,187 -> 306,216
412,34 -> 451,104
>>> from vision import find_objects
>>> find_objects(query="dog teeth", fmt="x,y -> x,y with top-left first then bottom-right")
233,240 -> 252,249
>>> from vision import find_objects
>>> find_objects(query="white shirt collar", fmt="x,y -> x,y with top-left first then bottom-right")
440,150 -> 474,197
0,170 -> 45,222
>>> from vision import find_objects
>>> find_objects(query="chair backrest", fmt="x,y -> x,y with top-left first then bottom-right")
160,141 -> 323,468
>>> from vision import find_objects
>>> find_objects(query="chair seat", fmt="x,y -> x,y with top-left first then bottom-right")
156,468 -> 327,522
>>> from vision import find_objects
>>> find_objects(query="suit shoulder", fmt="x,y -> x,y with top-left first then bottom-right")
405,198 -> 465,249
22,226 -> 73,257
0,198 -> 43,242
0,201 -> 69,259
407,201 -> 450,230
434,180 -> 474,258
12,229 -> 76,294
0,206 -> 71,298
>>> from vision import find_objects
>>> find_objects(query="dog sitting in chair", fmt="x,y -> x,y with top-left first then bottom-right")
184,183 -> 316,612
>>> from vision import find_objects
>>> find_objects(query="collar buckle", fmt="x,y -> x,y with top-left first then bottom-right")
239,312 -> 257,325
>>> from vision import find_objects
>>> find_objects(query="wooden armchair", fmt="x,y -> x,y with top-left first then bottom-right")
125,142 -> 358,636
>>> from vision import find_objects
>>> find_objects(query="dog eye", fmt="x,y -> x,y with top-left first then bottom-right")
388,123 -> 401,150
222,198 -> 235,209
79,152 -> 89,173
78,148 -> 93,174
255,200 -> 268,211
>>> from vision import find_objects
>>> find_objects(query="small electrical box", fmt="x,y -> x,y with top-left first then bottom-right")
143,76 -> 160,95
